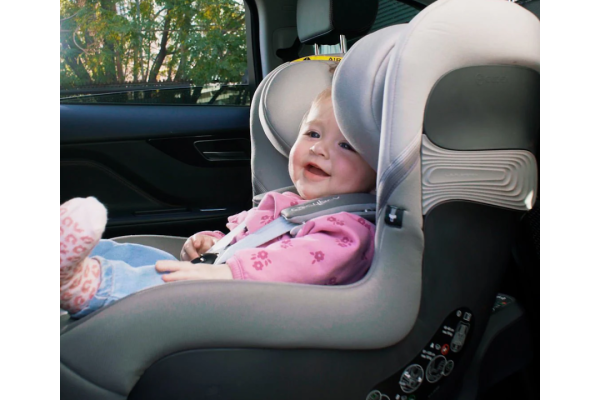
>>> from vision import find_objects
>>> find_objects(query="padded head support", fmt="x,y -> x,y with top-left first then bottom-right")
377,0 -> 539,213
332,25 -> 408,171
297,0 -> 378,45
257,57 -> 383,178
258,60 -> 338,157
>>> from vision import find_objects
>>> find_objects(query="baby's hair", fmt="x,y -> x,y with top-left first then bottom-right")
312,86 -> 332,107
299,88 -> 330,130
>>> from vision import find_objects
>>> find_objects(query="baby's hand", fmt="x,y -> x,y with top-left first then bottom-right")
180,233 -> 218,261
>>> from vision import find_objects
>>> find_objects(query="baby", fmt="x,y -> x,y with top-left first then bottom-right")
60,87 -> 377,318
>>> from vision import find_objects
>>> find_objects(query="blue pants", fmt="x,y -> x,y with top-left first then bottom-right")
71,239 -> 177,318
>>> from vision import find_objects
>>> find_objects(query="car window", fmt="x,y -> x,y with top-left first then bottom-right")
319,0 -> 421,55
60,0 -> 250,106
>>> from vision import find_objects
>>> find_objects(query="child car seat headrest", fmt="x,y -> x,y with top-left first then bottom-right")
257,38 -> 397,175
258,25 -> 411,175
258,56 -> 386,174
296,0 -> 379,45
332,25 -> 408,171
258,60 -> 338,157
374,0 -> 539,214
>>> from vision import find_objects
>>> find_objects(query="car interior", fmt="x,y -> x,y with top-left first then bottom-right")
60,0 -> 540,399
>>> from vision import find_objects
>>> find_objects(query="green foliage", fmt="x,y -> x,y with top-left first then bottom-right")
60,0 -> 247,91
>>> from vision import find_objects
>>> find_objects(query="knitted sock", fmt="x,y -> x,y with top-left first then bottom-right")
60,197 -> 107,314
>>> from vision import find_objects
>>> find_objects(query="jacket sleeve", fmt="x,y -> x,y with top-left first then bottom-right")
226,212 -> 375,285
224,210 -> 249,233
190,210 -> 250,247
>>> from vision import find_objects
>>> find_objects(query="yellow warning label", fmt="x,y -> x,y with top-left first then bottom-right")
291,55 -> 343,63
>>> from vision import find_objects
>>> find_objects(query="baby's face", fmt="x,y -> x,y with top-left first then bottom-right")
288,96 -> 376,200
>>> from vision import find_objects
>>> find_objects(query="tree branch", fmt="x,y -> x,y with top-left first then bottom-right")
152,7 -> 168,21
148,10 -> 172,82
72,28 -> 91,55
60,9 -> 83,22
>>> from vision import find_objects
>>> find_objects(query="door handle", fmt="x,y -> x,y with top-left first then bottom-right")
199,151 -> 249,161
194,139 -> 250,163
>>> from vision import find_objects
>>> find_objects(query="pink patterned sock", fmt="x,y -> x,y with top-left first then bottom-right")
60,197 -> 107,314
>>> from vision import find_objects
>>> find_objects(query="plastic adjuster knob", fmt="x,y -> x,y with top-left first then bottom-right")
384,205 -> 403,227
191,253 -> 218,264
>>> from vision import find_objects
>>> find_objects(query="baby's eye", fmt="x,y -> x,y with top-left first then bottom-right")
339,142 -> 356,152
304,131 -> 320,138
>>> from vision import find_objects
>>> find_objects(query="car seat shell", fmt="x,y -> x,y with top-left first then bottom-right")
60,1 -> 540,399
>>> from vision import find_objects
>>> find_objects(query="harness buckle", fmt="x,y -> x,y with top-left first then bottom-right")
191,253 -> 218,265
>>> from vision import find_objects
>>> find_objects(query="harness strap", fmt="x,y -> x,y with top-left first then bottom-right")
193,193 -> 377,265
208,221 -> 247,254
214,217 -> 298,264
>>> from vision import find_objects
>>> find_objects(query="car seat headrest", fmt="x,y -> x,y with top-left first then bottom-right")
259,60 -> 337,157
332,25 -> 408,171
297,0 -> 378,45
375,0 -> 539,213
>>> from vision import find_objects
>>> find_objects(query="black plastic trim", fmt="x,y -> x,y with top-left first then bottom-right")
148,137 -> 251,167
245,0 -> 263,83
60,105 -> 250,144
108,208 -> 233,227
457,300 -> 533,400
401,0 -> 431,10
276,37 -> 303,63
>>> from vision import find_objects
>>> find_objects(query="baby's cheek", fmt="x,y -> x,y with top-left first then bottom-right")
288,154 -> 300,181
336,162 -> 355,183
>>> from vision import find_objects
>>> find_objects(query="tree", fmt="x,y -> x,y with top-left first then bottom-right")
60,0 -> 247,91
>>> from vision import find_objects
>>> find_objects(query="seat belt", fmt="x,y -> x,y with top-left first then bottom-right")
191,193 -> 376,265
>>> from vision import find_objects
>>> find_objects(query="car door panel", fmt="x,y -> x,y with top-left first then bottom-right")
60,104 -> 252,239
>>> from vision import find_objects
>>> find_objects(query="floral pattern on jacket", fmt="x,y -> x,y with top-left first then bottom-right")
203,192 -> 375,285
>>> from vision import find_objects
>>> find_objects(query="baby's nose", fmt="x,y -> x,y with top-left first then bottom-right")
310,141 -> 328,157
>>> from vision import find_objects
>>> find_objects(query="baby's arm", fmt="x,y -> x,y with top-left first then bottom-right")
180,210 -> 250,260
225,212 -> 375,285
156,260 -> 233,281
181,232 -> 224,261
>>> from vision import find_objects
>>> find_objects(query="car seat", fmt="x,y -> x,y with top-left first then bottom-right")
60,1 -> 539,399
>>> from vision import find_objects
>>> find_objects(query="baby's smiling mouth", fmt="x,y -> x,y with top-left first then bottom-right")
305,163 -> 330,177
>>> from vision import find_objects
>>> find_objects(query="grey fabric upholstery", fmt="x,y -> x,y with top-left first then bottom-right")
249,65 -> 293,196
251,59 -> 337,195
61,1 -> 540,398
333,24 -> 407,171
296,0 -> 378,44
378,0 -> 539,214
259,60 -> 337,157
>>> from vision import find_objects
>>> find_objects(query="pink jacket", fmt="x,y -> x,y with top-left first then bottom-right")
202,192 -> 375,285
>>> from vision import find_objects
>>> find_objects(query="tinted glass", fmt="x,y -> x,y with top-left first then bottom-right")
60,0 -> 249,105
